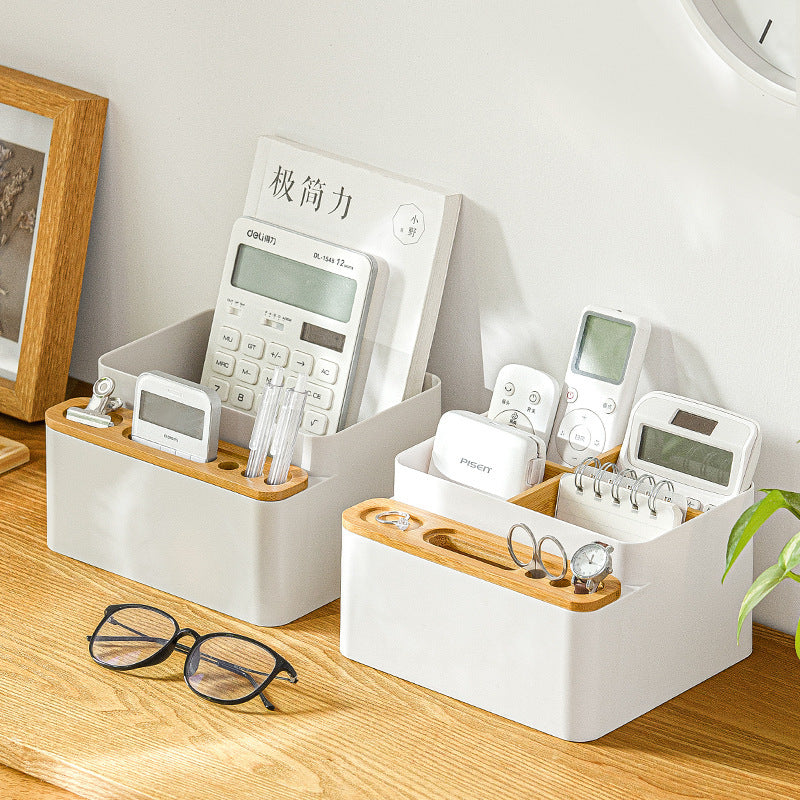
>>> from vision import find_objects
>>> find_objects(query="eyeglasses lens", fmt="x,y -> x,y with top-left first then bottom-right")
91,606 -> 177,667
186,634 -> 277,702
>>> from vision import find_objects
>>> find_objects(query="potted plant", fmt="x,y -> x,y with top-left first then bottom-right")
724,490 -> 800,657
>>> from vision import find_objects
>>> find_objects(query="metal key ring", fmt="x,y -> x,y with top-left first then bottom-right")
593,462 -> 618,499
574,457 -> 601,494
648,479 -> 675,516
506,524 -> 568,580
630,474 -> 655,511
375,511 -> 411,531
611,468 -> 637,504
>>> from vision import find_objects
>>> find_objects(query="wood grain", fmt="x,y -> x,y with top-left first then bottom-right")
343,499 -> 621,611
46,399 -> 308,500
0,765 -> 81,800
1,417 -> 800,799
0,66 -> 107,421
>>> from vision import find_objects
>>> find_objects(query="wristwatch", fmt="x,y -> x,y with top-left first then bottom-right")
571,541 -> 614,594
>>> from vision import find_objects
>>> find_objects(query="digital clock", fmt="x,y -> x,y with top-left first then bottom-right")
618,391 -> 761,511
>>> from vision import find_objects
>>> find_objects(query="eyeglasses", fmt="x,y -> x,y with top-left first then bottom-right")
87,604 -> 298,710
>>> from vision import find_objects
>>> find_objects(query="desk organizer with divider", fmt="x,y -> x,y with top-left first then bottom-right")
340,436 -> 755,742
46,310 -> 441,627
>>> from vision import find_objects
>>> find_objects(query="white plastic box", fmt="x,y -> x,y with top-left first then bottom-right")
339,437 -> 755,741
46,312 -> 441,626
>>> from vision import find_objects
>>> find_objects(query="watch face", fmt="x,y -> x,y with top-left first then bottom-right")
572,544 -> 608,580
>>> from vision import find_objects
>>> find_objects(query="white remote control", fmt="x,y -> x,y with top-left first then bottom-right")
487,364 -> 560,442
547,306 -> 650,467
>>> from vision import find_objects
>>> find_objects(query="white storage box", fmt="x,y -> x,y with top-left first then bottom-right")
340,443 -> 754,741
47,313 -> 441,626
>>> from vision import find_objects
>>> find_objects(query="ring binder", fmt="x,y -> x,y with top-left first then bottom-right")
556,459 -> 687,543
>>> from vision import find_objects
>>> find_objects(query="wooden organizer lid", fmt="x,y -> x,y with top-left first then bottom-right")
46,399 -> 307,501
343,499 -> 621,612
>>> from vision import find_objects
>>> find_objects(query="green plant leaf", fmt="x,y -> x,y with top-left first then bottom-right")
796,615 -> 800,661
778,530 -> 800,573
724,490 -> 800,582
737,564 -> 784,642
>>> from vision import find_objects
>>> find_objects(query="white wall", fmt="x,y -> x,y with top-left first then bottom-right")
3,1 -> 800,632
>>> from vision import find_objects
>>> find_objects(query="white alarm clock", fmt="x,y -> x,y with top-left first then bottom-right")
618,391 -> 762,511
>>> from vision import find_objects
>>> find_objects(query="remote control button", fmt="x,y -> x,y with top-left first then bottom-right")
566,387 -> 578,403
492,408 -> 533,432
218,326 -> 241,350
212,352 -> 235,377
209,377 -> 230,401
306,382 -> 334,411
234,360 -> 260,385
265,342 -> 289,367
302,409 -> 329,435
568,424 -> 591,451
226,305 -> 241,316
242,335 -> 265,359
602,398 -> 616,414
528,391 -> 541,405
503,381 -> 515,396
555,408 -> 606,466
313,359 -> 339,384
290,351 -> 314,375
230,386 -> 254,410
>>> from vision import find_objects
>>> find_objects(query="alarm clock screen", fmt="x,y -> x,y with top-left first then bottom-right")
231,244 -> 357,324
574,314 -> 634,384
638,425 -> 733,487
139,391 -> 204,440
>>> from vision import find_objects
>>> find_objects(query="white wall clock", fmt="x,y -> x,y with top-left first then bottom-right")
680,0 -> 797,103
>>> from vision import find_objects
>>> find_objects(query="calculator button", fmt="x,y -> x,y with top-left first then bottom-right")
302,409 -> 329,435
290,351 -> 314,375
212,352 -> 235,376
306,382 -> 334,411
229,386 -> 254,410
218,326 -> 241,350
266,342 -> 289,367
313,359 -> 339,384
235,360 -> 260,385
209,377 -> 230,401
242,335 -> 265,359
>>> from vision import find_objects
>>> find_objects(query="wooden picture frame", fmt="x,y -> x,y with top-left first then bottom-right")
0,66 -> 106,421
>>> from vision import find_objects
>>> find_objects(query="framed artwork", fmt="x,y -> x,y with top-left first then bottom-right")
0,66 -> 106,421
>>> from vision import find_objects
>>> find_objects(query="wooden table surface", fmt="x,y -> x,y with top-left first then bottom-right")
2,413 -> 800,800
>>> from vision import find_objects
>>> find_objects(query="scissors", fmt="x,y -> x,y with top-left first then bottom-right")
506,523 -> 568,580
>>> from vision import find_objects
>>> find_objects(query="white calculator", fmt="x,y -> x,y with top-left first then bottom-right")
200,217 -> 384,435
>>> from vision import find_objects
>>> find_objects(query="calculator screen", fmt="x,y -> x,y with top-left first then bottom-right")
638,425 -> 733,487
231,244 -> 357,323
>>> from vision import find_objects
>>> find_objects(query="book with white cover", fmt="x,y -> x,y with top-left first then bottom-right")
244,136 -> 461,422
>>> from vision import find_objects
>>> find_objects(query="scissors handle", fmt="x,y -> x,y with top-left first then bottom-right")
506,524 -> 568,581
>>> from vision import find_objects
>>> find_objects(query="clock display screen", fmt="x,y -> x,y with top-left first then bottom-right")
139,391 -> 204,440
637,425 -> 733,487
231,244 -> 357,323
574,314 -> 634,384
